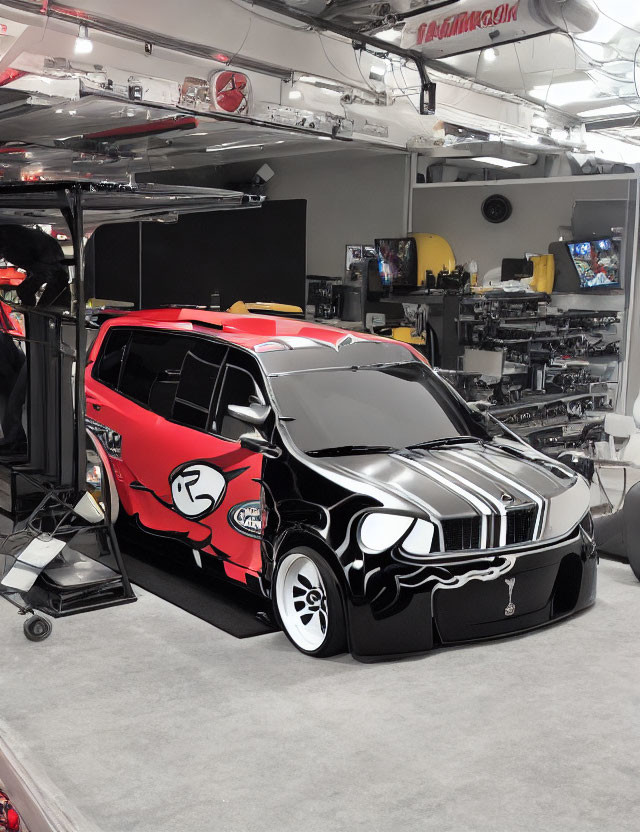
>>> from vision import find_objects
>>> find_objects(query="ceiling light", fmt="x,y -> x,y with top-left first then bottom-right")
484,47 -> 498,63
578,104 -> 636,118
473,156 -> 528,168
369,64 -> 387,80
530,80 -> 600,106
374,28 -> 402,44
288,89 -> 302,101
74,24 -> 93,55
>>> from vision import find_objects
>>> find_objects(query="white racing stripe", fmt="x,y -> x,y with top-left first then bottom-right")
416,452 -> 508,548
429,454 -> 508,547
449,449 -> 546,541
393,453 -> 491,549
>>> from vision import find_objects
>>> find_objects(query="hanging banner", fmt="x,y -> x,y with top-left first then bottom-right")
401,0 -> 598,58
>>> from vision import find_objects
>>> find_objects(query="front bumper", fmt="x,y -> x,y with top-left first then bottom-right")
345,529 -> 597,662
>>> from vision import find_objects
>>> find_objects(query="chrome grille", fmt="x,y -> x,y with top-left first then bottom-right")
506,506 -> 536,545
441,516 -> 481,551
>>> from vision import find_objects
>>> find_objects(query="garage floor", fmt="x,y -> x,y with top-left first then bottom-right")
0,557 -> 638,832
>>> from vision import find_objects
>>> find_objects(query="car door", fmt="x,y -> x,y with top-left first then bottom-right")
198,346 -> 267,582
88,327 -> 266,584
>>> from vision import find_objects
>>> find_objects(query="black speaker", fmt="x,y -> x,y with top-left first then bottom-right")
482,194 -> 512,224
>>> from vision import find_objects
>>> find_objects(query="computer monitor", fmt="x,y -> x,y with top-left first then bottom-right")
346,243 -> 376,272
374,238 -> 418,290
566,238 -> 621,290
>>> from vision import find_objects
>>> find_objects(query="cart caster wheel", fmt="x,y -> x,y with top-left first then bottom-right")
23,615 -> 52,642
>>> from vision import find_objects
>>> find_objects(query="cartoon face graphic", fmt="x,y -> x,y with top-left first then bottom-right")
212,70 -> 250,114
169,462 -> 241,520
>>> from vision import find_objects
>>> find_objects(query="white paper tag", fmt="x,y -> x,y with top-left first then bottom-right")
1,536 -> 66,591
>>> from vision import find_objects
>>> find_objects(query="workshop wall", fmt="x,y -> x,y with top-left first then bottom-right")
263,150 -> 409,278
411,176 -> 632,280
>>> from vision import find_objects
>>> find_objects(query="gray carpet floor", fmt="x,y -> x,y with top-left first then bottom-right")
0,557 -> 638,832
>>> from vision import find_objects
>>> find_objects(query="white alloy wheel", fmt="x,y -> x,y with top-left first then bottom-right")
275,552 -> 330,652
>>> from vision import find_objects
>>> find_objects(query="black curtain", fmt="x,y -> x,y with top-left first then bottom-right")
92,200 -> 306,310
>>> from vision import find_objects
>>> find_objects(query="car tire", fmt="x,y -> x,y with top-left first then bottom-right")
273,547 -> 347,657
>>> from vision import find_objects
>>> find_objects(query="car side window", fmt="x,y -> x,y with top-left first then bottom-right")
215,356 -> 264,442
172,342 -> 227,430
95,328 -> 131,389
119,331 -> 196,409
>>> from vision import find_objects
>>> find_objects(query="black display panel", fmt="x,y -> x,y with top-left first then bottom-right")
93,200 -> 306,310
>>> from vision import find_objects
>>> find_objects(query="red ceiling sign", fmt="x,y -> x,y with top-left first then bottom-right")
401,0 -> 597,58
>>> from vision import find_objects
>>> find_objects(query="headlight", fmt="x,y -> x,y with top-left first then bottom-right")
401,519 -> 436,557
358,513 -> 435,557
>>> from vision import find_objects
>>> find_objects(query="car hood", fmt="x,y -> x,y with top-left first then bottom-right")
308,439 -> 590,545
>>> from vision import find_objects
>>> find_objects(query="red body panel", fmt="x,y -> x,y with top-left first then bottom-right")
0,301 -> 24,338
87,379 -> 262,582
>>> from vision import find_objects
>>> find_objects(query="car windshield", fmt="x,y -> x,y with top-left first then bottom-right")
270,362 -> 489,455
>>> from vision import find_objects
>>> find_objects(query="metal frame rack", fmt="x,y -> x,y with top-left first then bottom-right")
0,181 -> 260,639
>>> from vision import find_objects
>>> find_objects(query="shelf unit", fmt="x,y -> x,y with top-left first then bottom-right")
449,292 -> 622,452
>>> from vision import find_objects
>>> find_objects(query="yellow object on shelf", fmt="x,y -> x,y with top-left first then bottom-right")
529,254 -> 555,294
411,233 -> 456,285
391,326 -> 426,345
227,301 -> 304,315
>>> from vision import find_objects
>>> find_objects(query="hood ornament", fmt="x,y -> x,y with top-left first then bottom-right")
504,577 -> 516,616
501,492 -> 515,504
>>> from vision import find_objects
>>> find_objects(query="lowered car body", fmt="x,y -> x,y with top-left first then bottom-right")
85,309 -> 596,660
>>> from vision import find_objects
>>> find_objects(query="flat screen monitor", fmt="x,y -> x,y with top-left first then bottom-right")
374,238 -> 418,289
346,244 -> 376,272
566,238 -> 621,289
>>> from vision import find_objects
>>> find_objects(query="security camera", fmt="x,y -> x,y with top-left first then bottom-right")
253,163 -> 274,185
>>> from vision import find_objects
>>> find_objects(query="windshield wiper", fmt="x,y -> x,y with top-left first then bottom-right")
306,444 -> 397,457
406,436 -> 486,451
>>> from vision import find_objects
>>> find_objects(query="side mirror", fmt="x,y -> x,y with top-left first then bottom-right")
240,434 -> 282,459
227,402 -> 271,426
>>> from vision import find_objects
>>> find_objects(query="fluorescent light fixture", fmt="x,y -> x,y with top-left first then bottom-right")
530,80 -> 599,106
484,47 -> 498,62
578,104 -> 636,118
374,28 -> 402,43
288,89 -> 302,100
473,156 -> 528,168
74,24 -> 93,55
298,75 -> 344,93
369,64 -> 387,80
